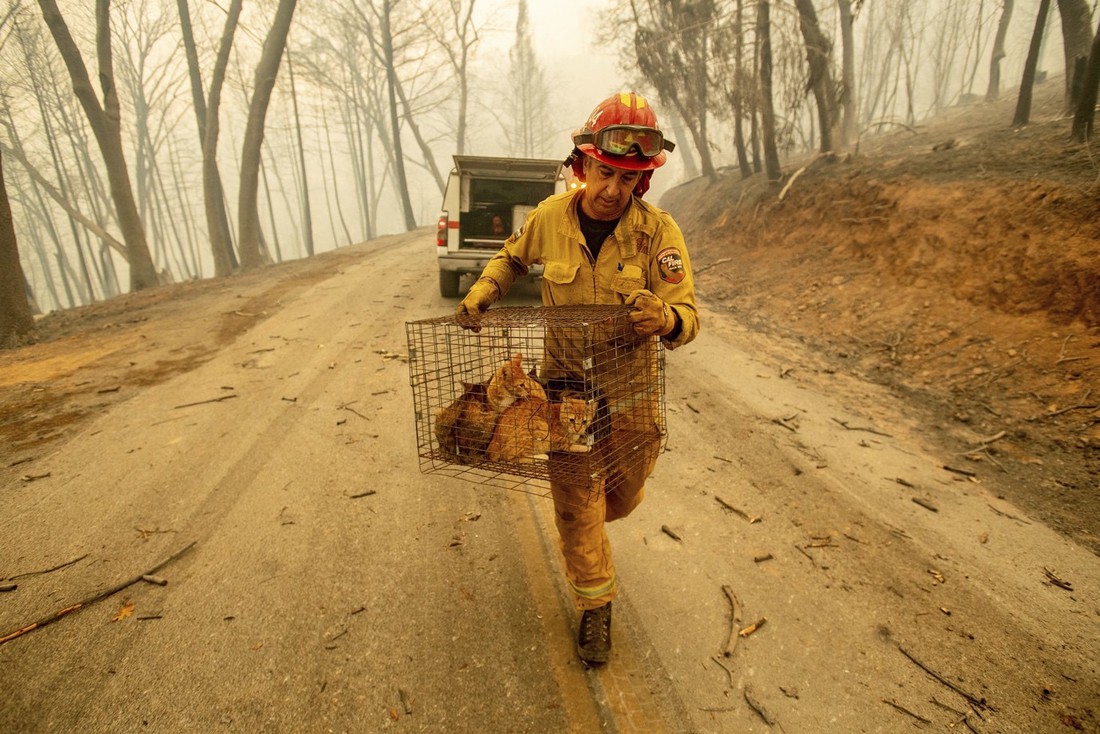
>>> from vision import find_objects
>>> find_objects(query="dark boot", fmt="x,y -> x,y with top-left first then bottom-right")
576,602 -> 612,664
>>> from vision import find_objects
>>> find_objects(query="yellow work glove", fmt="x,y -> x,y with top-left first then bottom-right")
625,289 -> 675,337
455,278 -> 499,332
456,278 -> 499,316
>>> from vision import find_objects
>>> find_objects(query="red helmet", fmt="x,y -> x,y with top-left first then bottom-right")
572,92 -> 675,172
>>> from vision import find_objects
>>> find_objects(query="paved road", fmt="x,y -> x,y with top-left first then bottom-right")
1,232 -> 1097,732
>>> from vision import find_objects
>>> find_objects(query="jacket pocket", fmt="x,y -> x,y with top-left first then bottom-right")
543,260 -> 580,284
611,269 -> 646,296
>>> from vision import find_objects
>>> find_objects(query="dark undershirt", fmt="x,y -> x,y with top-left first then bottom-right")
576,203 -> 619,263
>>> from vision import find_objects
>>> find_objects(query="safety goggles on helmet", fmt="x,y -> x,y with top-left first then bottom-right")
574,125 -> 676,158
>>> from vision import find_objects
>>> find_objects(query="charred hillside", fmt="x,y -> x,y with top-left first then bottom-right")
662,85 -> 1100,552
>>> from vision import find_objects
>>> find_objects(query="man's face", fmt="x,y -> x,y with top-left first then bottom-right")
580,157 -> 639,221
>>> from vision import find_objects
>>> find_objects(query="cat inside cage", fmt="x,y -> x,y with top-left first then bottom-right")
407,306 -> 665,499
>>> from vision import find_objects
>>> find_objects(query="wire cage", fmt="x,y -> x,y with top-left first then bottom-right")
406,305 -> 666,503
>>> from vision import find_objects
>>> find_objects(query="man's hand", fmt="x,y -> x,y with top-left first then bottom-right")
625,289 -> 675,337
456,278 -> 499,316
455,279 -> 499,330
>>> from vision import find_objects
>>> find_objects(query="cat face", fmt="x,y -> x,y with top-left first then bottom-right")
487,352 -> 546,410
503,353 -> 536,397
559,396 -> 595,433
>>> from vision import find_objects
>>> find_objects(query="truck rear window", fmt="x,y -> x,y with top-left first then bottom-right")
470,179 -> 555,207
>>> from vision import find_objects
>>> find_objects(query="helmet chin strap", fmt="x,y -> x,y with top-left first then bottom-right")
563,147 -> 584,175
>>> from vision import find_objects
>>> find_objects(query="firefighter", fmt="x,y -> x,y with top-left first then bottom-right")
456,92 -> 699,664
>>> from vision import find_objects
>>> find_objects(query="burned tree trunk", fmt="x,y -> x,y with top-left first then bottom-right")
178,0 -> 238,275
794,0 -> 839,153
837,0 -> 857,146
1013,0 -> 1052,127
37,0 -> 159,291
987,0 -> 1014,101
757,0 -> 782,181
0,150 -> 35,347
1056,0 -> 1095,110
1071,15 -> 1100,142
238,0 -> 298,270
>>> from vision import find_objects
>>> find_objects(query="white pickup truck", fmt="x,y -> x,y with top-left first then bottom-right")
435,155 -> 567,297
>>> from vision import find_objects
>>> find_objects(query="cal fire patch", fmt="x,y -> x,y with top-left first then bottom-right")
657,247 -> 685,284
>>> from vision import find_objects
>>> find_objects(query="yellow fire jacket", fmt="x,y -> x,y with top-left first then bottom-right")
475,188 -> 700,351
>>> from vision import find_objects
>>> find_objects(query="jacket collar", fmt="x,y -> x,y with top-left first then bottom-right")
561,190 -> 657,259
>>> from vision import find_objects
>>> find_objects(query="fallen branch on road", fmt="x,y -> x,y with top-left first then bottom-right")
912,497 -> 939,513
898,644 -> 988,711
1043,567 -> 1073,591
173,394 -> 238,409
0,541 -> 196,646
6,553 -> 88,582
882,698 -> 931,725
714,495 -> 761,524
739,618 -> 767,638
930,696 -> 982,733
832,417 -> 893,437
743,685 -> 777,726
338,401 -> 370,421
721,585 -> 744,657
987,504 -> 1030,525
661,525 -> 683,542
772,414 -> 799,432
710,655 -> 735,687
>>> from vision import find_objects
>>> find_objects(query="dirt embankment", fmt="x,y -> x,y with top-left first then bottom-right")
661,92 -> 1100,554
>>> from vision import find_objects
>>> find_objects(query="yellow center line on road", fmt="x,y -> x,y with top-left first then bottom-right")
508,490 -> 603,730
509,490 -> 671,734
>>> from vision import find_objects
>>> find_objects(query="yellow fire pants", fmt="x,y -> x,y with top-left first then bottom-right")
548,410 -> 661,610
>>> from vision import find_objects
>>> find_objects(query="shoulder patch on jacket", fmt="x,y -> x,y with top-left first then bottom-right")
657,247 -> 685,284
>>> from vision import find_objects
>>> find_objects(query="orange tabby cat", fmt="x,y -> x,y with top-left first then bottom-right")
487,394 -> 595,463
487,397 -> 551,464
435,381 -> 495,463
436,352 -> 545,464
548,394 -> 595,453
486,352 -> 546,413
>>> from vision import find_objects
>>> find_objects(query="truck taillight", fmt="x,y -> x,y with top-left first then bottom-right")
436,213 -> 448,247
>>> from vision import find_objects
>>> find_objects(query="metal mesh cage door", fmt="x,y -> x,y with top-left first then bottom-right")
406,306 -> 666,503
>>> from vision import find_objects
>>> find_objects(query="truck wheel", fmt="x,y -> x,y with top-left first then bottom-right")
439,270 -> 460,298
